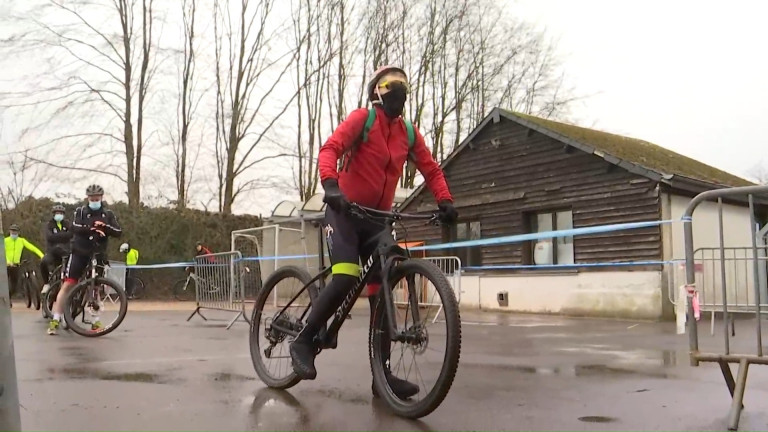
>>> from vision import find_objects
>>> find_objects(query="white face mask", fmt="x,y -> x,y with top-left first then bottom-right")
54,214 -> 64,222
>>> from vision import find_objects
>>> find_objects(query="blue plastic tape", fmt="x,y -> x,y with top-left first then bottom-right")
107,218 -> 681,270
410,219 -> 677,252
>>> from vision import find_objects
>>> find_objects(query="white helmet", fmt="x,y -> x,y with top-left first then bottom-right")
119,243 -> 129,253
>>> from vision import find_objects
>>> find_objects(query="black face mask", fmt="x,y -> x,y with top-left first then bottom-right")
379,83 -> 408,118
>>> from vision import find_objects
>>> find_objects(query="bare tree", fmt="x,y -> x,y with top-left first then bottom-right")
747,162 -> 768,185
398,0 -> 580,188
213,0 -> 305,214
3,0 -> 159,207
171,0 -> 200,209
291,0 -> 351,201
0,153 -> 45,210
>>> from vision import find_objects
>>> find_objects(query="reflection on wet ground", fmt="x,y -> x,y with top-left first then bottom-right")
10,307 -> 768,431
471,363 -> 672,379
578,415 -> 618,424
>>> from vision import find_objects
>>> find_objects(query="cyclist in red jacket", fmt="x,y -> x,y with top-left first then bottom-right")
290,65 -> 458,399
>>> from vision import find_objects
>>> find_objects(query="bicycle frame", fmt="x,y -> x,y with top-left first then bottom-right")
269,204 -> 436,346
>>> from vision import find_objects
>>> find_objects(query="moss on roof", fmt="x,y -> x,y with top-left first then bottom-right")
505,110 -> 753,187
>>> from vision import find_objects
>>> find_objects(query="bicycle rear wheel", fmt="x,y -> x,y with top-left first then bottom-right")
128,277 -> 146,299
369,259 -> 461,419
63,277 -> 128,337
249,265 -> 318,389
24,276 -> 33,309
173,279 -> 195,301
42,281 -> 60,319
30,269 -> 42,310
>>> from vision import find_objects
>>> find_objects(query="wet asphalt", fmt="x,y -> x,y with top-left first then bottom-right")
9,301 -> 768,431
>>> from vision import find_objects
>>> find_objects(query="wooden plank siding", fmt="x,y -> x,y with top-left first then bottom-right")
398,117 -> 663,268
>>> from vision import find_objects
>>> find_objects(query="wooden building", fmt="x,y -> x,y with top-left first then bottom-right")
398,108 -> 760,319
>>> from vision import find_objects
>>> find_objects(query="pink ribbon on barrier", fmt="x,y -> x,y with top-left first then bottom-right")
686,284 -> 701,321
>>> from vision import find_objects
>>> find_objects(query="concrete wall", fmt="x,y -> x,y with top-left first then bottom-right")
661,193 -> 760,310
664,193 -> 754,261
459,271 -> 664,320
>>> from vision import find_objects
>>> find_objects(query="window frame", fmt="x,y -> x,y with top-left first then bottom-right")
445,218 -> 483,267
526,209 -> 574,266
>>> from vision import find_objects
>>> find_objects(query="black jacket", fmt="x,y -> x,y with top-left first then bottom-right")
71,205 -> 122,255
43,218 -> 73,254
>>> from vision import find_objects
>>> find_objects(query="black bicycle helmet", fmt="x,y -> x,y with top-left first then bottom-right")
52,204 -> 65,213
86,184 -> 104,196
9,224 -> 20,231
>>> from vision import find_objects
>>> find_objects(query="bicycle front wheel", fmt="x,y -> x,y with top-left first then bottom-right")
369,259 -> 461,419
63,277 -> 128,337
42,281 -> 60,319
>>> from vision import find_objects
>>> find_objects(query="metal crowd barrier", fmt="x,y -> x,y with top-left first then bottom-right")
393,256 -> 462,323
107,260 -> 126,289
187,251 -> 249,329
682,184 -> 768,430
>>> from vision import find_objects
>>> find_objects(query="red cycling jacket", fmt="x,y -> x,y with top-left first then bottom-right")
318,106 -> 452,210
195,246 -> 215,264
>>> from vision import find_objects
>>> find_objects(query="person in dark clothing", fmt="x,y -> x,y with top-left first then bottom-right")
40,204 -> 73,294
48,184 -> 122,335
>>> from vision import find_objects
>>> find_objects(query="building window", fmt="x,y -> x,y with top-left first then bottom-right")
527,210 -> 574,265
448,220 -> 482,267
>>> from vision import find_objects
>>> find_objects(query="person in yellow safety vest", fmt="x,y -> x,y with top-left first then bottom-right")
119,242 -> 139,299
4,224 -> 44,308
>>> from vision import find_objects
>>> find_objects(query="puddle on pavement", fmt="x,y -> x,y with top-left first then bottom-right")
557,347 -> 679,368
306,388 -> 369,406
248,388 -> 310,431
578,415 -> 618,423
478,363 -> 671,379
98,372 -> 166,383
47,366 -> 171,384
210,372 -> 256,382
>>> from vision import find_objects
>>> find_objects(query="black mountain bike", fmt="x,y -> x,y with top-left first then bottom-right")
249,203 -> 461,419
50,255 -> 128,337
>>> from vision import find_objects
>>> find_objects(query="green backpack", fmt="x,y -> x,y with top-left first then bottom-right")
338,108 -> 416,172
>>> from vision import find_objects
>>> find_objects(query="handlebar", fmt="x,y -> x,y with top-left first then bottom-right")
348,203 -> 441,226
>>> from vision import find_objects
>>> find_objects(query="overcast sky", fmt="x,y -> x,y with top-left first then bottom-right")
2,0 -> 766,215
514,0 -> 768,181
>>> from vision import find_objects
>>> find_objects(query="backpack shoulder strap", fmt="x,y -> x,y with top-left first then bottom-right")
340,108 -> 377,172
404,118 -> 416,160
362,107 -> 376,142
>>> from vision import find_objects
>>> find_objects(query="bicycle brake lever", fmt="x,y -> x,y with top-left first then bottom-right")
424,215 -> 441,226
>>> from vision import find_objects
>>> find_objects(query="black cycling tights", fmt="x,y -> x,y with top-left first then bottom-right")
297,274 -> 391,364
298,274 -> 357,342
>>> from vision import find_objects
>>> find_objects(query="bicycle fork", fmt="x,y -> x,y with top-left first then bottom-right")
379,255 -> 421,343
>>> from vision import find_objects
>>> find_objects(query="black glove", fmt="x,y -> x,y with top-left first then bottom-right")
322,178 -> 349,213
437,200 -> 458,224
